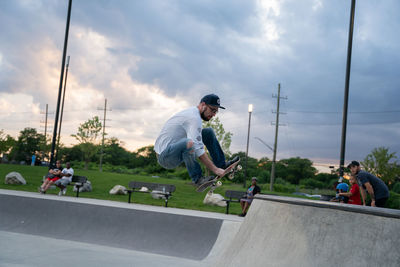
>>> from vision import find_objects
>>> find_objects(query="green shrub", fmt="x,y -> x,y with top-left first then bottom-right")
386,191 -> 400,209
392,182 -> 400,194
275,177 -> 289,185
300,178 -> 325,189
257,170 -> 270,183
272,183 -> 297,193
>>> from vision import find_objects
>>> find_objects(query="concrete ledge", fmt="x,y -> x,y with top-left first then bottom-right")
255,194 -> 400,219
216,197 -> 400,267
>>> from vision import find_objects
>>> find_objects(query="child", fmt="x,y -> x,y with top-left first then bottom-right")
330,182 -> 349,203
339,175 -> 362,205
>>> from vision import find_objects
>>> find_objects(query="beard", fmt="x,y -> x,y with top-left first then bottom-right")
200,111 -> 210,121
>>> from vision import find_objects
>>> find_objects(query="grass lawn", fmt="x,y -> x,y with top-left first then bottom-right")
0,163 -> 310,215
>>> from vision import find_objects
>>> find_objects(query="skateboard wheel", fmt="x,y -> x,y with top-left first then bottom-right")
216,181 -> 222,187
236,165 -> 242,171
228,173 -> 234,179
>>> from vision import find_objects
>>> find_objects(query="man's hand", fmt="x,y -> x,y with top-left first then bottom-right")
199,153 -> 225,177
214,168 -> 225,177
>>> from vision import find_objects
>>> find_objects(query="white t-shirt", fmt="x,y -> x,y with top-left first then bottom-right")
154,106 -> 205,158
61,167 -> 74,182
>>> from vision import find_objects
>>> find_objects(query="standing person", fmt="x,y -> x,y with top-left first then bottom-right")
55,162 -> 74,196
347,161 -> 390,207
339,175 -> 362,205
39,160 -> 63,194
155,94 -> 239,186
239,177 -> 261,217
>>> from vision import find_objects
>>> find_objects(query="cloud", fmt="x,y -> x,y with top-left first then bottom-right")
0,0 -> 399,163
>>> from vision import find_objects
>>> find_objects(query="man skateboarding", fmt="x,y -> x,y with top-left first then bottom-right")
154,94 -> 239,186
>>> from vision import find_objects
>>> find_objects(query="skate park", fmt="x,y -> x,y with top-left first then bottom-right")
1,189 -> 399,267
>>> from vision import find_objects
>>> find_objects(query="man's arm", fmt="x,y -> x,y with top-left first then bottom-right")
359,186 -> 367,206
52,169 -> 62,176
198,153 -> 225,176
364,182 -> 376,206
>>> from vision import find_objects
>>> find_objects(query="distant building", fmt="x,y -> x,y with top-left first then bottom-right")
312,163 -> 338,174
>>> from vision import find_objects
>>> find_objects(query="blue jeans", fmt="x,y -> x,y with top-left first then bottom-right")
157,128 -> 226,183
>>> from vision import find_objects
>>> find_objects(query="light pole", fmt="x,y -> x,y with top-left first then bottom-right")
56,55 -> 70,161
339,0 -> 356,177
49,0 -> 72,168
244,104 -> 253,188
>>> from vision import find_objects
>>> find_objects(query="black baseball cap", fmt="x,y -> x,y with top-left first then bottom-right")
347,161 -> 360,168
200,94 -> 225,109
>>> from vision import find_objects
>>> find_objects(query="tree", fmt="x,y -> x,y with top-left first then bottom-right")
279,157 -> 317,185
132,145 -> 158,167
0,130 -> 15,159
10,128 -> 46,162
203,116 -> 233,157
362,147 -> 399,187
71,116 -> 102,170
103,137 -> 131,166
230,151 -> 259,183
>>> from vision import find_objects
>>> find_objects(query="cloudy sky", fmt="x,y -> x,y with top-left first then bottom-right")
1,0 -> 399,166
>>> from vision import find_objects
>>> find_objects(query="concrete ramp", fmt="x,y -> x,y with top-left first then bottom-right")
2,190 -> 400,267
215,195 -> 400,267
0,189 -> 242,266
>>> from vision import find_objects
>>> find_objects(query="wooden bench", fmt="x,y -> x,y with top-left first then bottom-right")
224,190 -> 247,214
126,181 -> 176,207
42,175 -> 87,197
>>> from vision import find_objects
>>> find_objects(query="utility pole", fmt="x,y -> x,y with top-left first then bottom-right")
43,104 -> 49,139
270,83 -> 287,191
56,55 -> 70,161
40,104 -> 53,162
98,99 -> 111,172
339,0 -> 356,177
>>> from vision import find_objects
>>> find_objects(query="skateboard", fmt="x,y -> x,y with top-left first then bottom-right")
196,159 -> 242,193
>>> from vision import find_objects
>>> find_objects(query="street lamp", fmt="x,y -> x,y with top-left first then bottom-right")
244,104 -> 253,188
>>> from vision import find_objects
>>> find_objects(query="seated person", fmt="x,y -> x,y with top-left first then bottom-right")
39,160 -> 63,194
339,175 -> 362,205
239,177 -> 261,217
330,182 -> 349,203
55,162 -> 74,196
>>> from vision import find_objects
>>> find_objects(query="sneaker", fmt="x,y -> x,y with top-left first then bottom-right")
62,188 -> 67,195
38,187 -> 44,194
58,190 -> 63,196
239,212 -> 247,217
224,156 -> 240,169
194,176 -> 215,186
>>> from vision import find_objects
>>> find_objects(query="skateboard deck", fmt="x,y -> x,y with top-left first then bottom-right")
196,159 -> 241,193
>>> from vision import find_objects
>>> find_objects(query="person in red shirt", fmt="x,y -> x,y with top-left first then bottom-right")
339,175 -> 362,205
